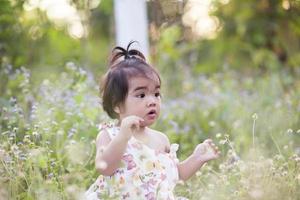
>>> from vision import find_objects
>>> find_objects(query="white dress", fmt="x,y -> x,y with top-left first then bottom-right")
85,123 -> 182,200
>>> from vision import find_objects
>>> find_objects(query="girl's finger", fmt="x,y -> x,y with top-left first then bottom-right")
131,118 -> 141,129
131,116 -> 145,127
208,142 -> 219,154
204,139 -> 213,144
215,147 -> 220,155
139,119 -> 146,127
134,116 -> 144,122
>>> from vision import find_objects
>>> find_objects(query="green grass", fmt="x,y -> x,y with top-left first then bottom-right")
0,64 -> 299,199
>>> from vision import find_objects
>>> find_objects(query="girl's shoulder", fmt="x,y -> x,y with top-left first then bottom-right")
147,128 -> 171,153
97,121 -> 119,141
151,129 -> 169,143
95,121 -> 119,149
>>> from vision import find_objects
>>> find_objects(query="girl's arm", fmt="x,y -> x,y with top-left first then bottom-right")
95,129 -> 131,176
177,154 -> 206,181
95,116 -> 144,176
177,139 -> 220,181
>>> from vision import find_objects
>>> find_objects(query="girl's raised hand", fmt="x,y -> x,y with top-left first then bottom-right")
193,139 -> 220,163
120,115 -> 145,140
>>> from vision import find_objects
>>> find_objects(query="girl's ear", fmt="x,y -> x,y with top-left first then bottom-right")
113,106 -> 120,114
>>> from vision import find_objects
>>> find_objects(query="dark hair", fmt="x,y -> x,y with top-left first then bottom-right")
100,41 -> 161,119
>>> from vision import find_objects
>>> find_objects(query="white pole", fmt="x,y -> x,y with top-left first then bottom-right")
114,0 -> 149,57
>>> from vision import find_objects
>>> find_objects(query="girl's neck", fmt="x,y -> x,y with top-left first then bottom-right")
133,127 -> 150,142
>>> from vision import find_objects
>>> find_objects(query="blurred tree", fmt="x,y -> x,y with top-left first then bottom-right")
1,0 -> 299,97
0,0 -> 114,71
0,0 -> 114,96
69,0 -> 114,72
0,0 -> 27,67
209,0 -> 300,71
149,0 -> 300,77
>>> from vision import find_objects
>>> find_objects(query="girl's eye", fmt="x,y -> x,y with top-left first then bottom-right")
155,92 -> 160,97
137,93 -> 145,98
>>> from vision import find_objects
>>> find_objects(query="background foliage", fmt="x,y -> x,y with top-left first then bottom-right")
0,0 -> 299,199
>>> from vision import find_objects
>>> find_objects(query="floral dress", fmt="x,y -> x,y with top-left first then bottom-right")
85,123 -> 181,200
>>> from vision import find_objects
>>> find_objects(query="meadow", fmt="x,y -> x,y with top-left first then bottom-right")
0,63 -> 299,200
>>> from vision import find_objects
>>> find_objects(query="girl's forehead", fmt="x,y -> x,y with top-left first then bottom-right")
128,75 -> 160,89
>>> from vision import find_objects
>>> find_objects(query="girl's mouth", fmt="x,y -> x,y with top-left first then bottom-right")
146,110 -> 157,119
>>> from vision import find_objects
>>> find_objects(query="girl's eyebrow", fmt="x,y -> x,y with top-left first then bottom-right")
133,85 -> 160,92
133,86 -> 147,92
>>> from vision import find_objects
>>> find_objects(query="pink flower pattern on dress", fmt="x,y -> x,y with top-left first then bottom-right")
145,192 -> 156,200
122,154 -> 136,170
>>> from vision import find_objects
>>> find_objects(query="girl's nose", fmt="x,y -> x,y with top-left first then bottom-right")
147,102 -> 156,107
147,97 -> 157,107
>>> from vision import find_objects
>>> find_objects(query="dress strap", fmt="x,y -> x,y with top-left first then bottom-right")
98,122 -> 119,139
169,143 -> 180,163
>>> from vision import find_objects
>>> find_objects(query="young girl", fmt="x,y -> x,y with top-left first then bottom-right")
85,42 -> 220,199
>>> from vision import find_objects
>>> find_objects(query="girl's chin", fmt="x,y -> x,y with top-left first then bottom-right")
142,119 -> 157,127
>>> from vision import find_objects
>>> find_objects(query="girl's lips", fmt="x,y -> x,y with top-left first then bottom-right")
146,110 -> 157,119
147,113 -> 156,119
147,109 -> 156,114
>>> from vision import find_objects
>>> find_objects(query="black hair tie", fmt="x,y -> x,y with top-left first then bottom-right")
125,41 -> 137,59
109,41 -> 145,66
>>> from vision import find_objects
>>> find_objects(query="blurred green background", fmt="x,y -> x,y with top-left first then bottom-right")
0,0 -> 300,199
1,0 -> 299,77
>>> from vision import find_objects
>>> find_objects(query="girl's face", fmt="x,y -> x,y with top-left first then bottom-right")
117,76 -> 161,127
